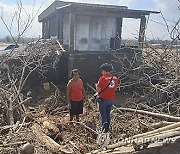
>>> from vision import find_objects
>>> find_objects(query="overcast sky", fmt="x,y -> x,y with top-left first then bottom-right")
0,0 -> 179,40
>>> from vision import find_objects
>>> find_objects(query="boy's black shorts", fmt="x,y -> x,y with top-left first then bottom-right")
70,100 -> 83,116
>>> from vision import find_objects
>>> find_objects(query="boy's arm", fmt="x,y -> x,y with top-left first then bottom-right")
96,85 -> 101,93
96,77 -> 103,93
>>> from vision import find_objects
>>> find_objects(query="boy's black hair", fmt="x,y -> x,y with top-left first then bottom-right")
100,63 -> 113,72
71,69 -> 80,78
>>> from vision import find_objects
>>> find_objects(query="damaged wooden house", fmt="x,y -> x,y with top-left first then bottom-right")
38,1 -> 159,83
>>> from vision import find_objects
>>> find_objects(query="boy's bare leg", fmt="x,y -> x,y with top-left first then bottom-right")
75,115 -> 79,122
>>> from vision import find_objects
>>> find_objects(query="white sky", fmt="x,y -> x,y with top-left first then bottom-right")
0,0 -> 179,40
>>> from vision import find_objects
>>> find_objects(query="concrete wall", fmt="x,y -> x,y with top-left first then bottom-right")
62,13 -> 116,51
63,13 -> 70,46
49,14 -> 58,37
75,15 -> 116,51
43,13 -> 117,51
75,15 -> 90,51
42,19 -> 49,39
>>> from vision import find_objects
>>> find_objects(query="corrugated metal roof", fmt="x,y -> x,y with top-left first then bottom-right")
72,2 -> 127,10
55,1 -> 159,14
56,0 -> 128,10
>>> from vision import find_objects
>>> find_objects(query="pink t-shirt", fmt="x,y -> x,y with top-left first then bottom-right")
69,79 -> 84,101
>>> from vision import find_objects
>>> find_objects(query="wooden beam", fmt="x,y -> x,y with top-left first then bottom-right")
138,16 -> 146,48
69,12 -> 75,51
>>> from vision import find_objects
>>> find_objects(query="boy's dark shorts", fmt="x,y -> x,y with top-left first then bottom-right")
70,100 -> 83,116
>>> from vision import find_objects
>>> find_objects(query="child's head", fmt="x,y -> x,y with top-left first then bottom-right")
71,69 -> 80,79
100,63 -> 113,75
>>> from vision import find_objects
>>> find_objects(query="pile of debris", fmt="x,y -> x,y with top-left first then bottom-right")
0,88 -> 161,154
0,39 -> 180,154
1,85 -> 180,154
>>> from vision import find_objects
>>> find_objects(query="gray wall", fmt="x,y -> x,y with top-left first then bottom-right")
49,15 -> 58,37
62,13 -> 116,51
63,13 -> 70,45
75,15 -> 116,51
43,13 -> 117,51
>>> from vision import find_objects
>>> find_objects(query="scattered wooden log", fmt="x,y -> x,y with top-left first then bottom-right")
132,121 -> 180,139
0,141 -> 27,147
106,122 -> 180,150
31,123 -> 73,154
150,121 -> 175,129
134,129 -> 180,146
93,128 -> 180,154
0,122 -> 31,133
115,107 -> 180,122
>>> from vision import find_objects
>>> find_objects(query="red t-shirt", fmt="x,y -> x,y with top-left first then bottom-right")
69,79 -> 84,101
97,73 -> 118,101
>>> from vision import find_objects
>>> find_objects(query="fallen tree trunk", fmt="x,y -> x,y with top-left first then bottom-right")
107,122 -> 180,150
116,107 -> 180,122
31,123 -> 73,154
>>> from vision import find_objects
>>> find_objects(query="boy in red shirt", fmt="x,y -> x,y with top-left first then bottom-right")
96,63 -> 118,133
67,69 -> 87,122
